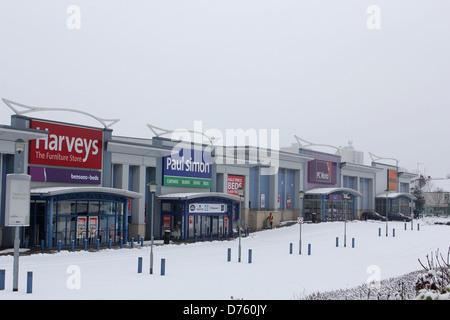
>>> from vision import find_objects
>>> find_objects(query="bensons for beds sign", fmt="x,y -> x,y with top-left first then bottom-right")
29,120 -> 103,170
163,148 -> 212,188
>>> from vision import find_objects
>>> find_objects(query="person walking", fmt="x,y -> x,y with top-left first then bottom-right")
267,213 -> 274,229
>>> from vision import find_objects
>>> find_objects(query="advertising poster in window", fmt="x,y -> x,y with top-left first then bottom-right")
77,216 -> 87,238
88,217 -> 98,238
163,215 -> 171,229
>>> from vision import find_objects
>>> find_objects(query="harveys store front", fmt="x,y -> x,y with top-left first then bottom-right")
8,114 -> 143,248
28,187 -> 142,248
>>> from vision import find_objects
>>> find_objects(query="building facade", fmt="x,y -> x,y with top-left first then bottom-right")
0,110 -> 416,248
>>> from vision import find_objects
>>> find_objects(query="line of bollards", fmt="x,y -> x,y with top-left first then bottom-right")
0,269 -> 33,294
137,257 -> 166,276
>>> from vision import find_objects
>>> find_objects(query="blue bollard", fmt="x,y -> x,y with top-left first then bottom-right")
84,239 -> 88,251
202,233 -> 205,242
336,237 -> 339,247
290,243 -> 293,254
41,239 -> 45,251
58,240 -> 62,252
218,231 -> 220,241
25,238 -> 29,248
97,239 -> 100,251
141,237 -> 144,247
378,228 -> 381,237
71,240 -> 75,252
138,257 -> 143,273
109,239 -> 113,249
0,269 -> 5,290
352,238 -> 355,248
393,228 -> 396,237
27,271 -> 33,294
405,223 -> 407,230
131,237 -> 134,248
227,248 -> 231,262
248,249 -> 252,263
308,244 -> 311,255
120,237 -> 123,249
161,259 -> 166,276
210,233 -> 213,242
137,234 -> 141,243
194,233 -> 197,243
418,223 -> 420,231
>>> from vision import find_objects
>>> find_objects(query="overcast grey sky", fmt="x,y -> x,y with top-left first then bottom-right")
1,1 -> 449,178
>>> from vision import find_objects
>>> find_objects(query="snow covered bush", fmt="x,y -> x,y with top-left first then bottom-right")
415,248 -> 450,300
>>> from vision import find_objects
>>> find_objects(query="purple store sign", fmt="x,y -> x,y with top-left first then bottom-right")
308,160 -> 337,185
30,166 -> 101,184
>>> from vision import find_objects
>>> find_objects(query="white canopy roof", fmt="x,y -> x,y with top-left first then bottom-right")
305,187 -> 363,197
376,192 -> 416,201
31,186 -> 143,199
157,192 -> 241,202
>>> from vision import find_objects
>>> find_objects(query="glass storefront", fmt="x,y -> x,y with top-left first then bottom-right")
160,196 -> 236,241
26,190 -> 134,248
303,192 -> 355,222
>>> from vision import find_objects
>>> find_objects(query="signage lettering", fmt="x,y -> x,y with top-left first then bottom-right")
163,148 -> 212,188
29,120 -> 103,170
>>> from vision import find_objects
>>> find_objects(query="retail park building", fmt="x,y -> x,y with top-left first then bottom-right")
0,105 -> 416,248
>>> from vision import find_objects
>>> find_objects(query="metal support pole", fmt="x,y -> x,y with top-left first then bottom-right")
150,191 -> 155,274
13,227 -> 19,291
238,198 -> 242,263
299,222 -> 302,255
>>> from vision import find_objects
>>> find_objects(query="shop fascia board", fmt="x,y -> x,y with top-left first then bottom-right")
107,140 -> 172,158
341,162 -> 384,174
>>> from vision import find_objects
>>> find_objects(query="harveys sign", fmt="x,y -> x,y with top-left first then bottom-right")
29,120 -> 103,170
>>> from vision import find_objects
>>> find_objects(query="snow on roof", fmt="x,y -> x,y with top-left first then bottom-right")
305,187 -> 363,197
30,186 -> 143,199
376,192 -> 416,201
157,192 -> 241,201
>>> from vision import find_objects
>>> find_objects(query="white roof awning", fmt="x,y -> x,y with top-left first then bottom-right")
376,192 -> 416,201
158,192 -> 241,202
305,187 -> 363,197
31,186 -> 143,199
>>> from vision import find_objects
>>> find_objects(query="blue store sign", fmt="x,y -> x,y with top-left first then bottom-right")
163,148 -> 212,188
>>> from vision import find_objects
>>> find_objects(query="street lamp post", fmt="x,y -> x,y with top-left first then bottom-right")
147,181 -> 157,274
342,193 -> 350,247
298,191 -> 305,255
385,189 -> 390,237
12,139 -> 26,292
237,187 -> 244,263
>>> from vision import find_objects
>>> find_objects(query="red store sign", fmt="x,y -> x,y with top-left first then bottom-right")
227,175 -> 244,196
29,120 -> 103,170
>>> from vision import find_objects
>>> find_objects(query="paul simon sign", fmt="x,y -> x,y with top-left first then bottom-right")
29,120 -> 103,170
163,148 -> 212,188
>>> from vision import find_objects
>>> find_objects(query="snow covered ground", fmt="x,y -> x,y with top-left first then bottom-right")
0,217 -> 448,300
